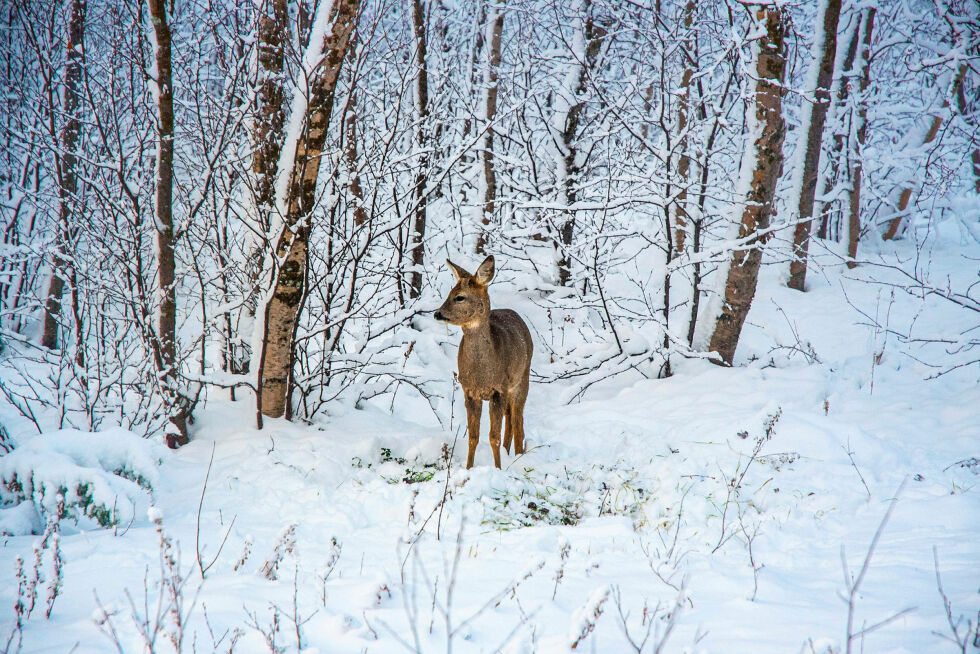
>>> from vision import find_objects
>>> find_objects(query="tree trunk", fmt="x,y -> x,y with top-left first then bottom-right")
475,3 -> 504,256
243,0 -> 290,367
707,5 -> 787,366
461,2 -> 486,156
954,65 -> 980,194
881,63 -> 966,241
787,0 -> 842,291
555,0 -> 605,287
673,0 -> 695,255
253,0 -> 289,235
816,18 -> 862,241
41,0 -> 85,350
408,0 -> 429,299
880,117 -> 944,240
846,9 -> 875,268
255,0 -> 360,421
345,89 -> 367,226
147,0 -> 188,447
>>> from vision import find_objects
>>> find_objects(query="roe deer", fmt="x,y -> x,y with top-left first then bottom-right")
434,256 -> 532,469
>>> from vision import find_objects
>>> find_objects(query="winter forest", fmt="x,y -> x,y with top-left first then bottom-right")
1,0 -> 979,650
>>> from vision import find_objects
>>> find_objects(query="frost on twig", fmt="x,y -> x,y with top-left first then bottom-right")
569,584 -> 610,650
258,524 -> 297,581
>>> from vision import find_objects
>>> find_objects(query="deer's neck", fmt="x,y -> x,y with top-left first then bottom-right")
460,318 -> 492,349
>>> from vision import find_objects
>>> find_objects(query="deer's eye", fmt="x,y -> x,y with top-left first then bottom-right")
454,295 -> 465,302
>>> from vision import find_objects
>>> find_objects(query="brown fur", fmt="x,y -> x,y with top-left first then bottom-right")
434,256 -> 533,469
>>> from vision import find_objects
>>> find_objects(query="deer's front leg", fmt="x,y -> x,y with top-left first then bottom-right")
464,392 -> 482,469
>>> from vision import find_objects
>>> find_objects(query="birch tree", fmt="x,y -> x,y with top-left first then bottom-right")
706,4 -> 787,366
475,1 -> 504,256
255,0 -> 361,422
787,0 -> 842,291
252,0 -> 289,237
552,0 -> 605,287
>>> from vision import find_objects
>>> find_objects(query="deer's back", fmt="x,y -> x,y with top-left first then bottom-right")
490,309 -> 532,365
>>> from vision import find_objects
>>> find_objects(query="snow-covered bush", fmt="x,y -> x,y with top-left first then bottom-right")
352,445 -> 449,484
0,428 -> 160,533
467,462 -> 654,530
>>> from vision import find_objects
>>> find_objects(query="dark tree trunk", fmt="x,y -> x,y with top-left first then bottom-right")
408,0 -> 429,299
256,0 -> 361,421
345,89 -> 367,227
881,63 -> 966,241
787,0 -> 842,291
708,5 -> 787,366
847,9 -> 875,268
147,0 -> 188,447
880,116 -> 945,240
954,65 -> 980,194
41,0 -> 86,350
816,20 -> 862,241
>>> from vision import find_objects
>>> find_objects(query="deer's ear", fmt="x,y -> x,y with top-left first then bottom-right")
446,259 -> 471,282
474,255 -> 495,285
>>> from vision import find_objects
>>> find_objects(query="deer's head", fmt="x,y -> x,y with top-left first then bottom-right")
433,256 -> 495,329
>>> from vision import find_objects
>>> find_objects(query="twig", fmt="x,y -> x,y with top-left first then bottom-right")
196,443 -> 236,579
932,546 -> 978,653
843,440 -> 872,498
841,479 -> 913,654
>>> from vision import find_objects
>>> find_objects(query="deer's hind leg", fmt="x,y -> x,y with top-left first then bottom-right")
503,393 -> 514,455
464,393 -> 482,469
488,392 -> 504,469
511,375 -> 529,455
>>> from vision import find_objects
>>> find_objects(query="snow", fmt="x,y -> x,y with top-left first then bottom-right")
2,230 -> 978,652
0,428 -> 162,532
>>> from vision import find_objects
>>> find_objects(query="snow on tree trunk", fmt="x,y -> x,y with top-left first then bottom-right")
408,0 -> 429,299
147,0 -> 188,447
41,0 -> 86,352
881,64 -> 966,241
255,0 -> 360,422
846,8 -> 875,268
252,0 -> 289,237
705,5 -> 787,366
787,0 -> 842,291
345,88 -> 367,227
475,3 -> 504,256
954,66 -> 980,195
673,0 -> 696,256
236,0 -> 289,378
815,17 -> 861,242
552,0 -> 604,287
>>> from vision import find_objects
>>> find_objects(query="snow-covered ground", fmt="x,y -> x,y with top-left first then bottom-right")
2,232 -> 978,653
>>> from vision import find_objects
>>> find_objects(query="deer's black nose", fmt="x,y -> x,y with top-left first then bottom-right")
434,310 -> 446,322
